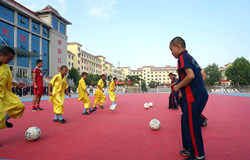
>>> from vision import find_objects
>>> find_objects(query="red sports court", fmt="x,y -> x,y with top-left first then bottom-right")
0,93 -> 249,160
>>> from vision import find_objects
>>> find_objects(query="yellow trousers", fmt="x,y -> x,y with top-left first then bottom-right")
109,91 -> 116,102
50,93 -> 65,114
81,95 -> 91,109
0,91 -> 25,129
94,89 -> 106,106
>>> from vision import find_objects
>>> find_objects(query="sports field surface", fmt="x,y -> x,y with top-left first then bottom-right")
0,93 -> 249,160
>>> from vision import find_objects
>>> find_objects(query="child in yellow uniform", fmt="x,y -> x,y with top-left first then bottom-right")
93,74 -> 106,110
0,46 -> 25,129
109,77 -> 117,106
78,72 -> 92,115
48,66 -> 71,124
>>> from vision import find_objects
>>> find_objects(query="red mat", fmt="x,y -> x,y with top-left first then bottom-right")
0,93 -> 249,160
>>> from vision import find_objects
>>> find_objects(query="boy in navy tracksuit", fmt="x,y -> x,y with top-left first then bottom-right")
170,37 -> 208,160
168,73 -> 178,110
173,74 -> 181,106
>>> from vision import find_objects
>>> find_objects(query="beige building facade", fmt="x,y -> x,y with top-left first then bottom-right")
132,65 -> 178,85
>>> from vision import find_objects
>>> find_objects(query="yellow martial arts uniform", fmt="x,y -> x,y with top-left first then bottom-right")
49,73 -> 68,114
0,64 -> 25,129
94,79 -> 106,106
108,81 -> 116,102
78,78 -> 91,108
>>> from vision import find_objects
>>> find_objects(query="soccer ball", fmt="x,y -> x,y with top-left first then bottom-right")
144,103 -> 150,109
149,119 -> 161,130
25,127 -> 41,141
148,102 -> 153,107
110,105 -> 116,111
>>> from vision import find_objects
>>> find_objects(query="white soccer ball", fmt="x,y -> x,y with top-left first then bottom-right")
110,105 -> 116,111
149,119 -> 161,130
148,102 -> 153,107
144,103 -> 150,109
25,127 -> 41,141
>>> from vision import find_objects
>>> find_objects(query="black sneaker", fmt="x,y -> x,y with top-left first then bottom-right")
99,106 -> 104,109
180,149 -> 190,157
37,107 -> 44,111
172,107 -> 179,110
32,108 -> 38,112
92,107 -> 97,111
90,110 -> 94,113
53,119 -> 60,122
60,119 -> 67,123
168,107 -> 172,109
184,156 -> 205,160
6,121 -> 13,128
82,112 -> 90,115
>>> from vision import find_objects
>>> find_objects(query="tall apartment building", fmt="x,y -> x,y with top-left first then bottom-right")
105,61 -> 115,76
0,0 -> 71,78
132,65 -> 178,85
116,66 -> 131,80
67,42 -> 102,74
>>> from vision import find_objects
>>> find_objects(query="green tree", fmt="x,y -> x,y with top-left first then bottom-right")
126,75 -> 141,84
225,57 -> 250,85
148,81 -> 161,88
68,67 -> 81,87
141,81 -> 147,93
107,75 -> 113,82
204,63 -> 222,85
85,73 -> 94,86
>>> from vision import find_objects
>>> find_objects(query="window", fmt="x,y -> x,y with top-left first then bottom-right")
60,22 -> 65,34
42,39 -> 49,76
78,61 -> 80,64
147,75 -> 149,77
32,21 -> 40,34
72,63 -> 74,67
0,5 -> 14,23
78,67 -> 80,71
68,55 -> 70,59
31,34 -> 40,69
42,26 -> 49,38
18,14 -> 29,29
68,62 -> 70,66
78,54 -> 80,58
52,17 -> 58,30
151,75 -> 153,77
155,78 -> 157,80
159,78 -> 161,80
72,56 -> 73,60
159,75 -> 161,77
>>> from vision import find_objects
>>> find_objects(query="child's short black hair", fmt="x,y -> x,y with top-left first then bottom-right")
101,74 -> 106,78
169,73 -> 173,76
170,37 -> 186,49
113,77 -> 117,80
60,65 -> 68,71
36,59 -> 43,64
0,46 -> 15,56
82,72 -> 88,77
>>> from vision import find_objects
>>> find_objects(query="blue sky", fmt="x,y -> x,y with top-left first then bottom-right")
16,0 -> 250,69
